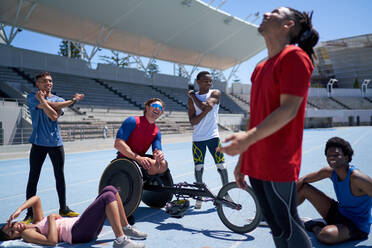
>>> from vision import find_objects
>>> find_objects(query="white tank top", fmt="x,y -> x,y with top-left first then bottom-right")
192,90 -> 219,142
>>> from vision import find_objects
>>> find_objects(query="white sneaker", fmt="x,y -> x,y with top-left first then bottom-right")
194,199 -> 202,209
123,226 -> 147,240
113,237 -> 145,248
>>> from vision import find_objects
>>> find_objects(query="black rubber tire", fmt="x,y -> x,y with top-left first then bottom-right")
142,169 -> 174,208
216,182 -> 261,233
99,158 -> 143,217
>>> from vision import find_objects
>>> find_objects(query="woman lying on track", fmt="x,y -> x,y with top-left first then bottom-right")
0,186 -> 147,248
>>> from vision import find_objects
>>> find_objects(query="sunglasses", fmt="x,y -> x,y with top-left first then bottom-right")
151,103 -> 163,111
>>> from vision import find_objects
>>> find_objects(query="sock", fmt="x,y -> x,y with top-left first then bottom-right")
217,168 -> 229,186
123,224 -> 131,230
115,235 -> 126,243
195,167 -> 204,183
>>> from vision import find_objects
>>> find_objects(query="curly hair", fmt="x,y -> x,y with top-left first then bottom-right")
325,137 -> 354,162
0,224 -> 11,241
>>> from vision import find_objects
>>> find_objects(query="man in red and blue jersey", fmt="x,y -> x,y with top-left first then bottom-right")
115,98 -> 168,175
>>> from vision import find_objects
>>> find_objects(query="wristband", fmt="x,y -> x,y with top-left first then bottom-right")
71,97 -> 76,103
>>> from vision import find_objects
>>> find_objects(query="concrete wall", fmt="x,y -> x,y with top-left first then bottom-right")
308,88 -> 372,97
230,83 -> 251,94
0,44 -> 189,89
229,84 -> 372,97
306,109 -> 372,125
0,101 -> 22,144
219,113 -> 245,131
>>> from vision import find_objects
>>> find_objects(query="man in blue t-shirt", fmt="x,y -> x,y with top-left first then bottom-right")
24,72 -> 85,223
297,137 -> 372,244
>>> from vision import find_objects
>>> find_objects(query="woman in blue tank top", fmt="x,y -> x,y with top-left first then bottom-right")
296,137 -> 372,244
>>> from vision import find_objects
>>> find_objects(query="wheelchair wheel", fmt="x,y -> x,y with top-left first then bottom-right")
142,169 -> 174,208
216,182 -> 261,233
99,158 -> 143,217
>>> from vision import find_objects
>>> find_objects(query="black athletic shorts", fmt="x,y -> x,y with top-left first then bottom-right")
325,200 -> 368,240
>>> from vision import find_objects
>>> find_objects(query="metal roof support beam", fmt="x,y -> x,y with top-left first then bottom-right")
73,24 -> 113,66
174,64 -> 199,82
132,56 -> 147,71
1,0 -> 37,45
0,25 -> 9,43
244,12 -> 260,23
190,11 -> 261,74
226,62 -> 242,84
170,10 -> 258,84
146,0 -> 219,79
144,57 -> 159,78
76,1 -> 144,66
216,0 -> 227,10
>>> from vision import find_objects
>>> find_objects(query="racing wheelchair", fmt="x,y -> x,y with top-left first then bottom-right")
99,158 -> 261,234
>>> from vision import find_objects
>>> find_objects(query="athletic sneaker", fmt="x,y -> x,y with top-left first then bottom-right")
194,199 -> 202,209
113,237 -> 145,248
123,226 -> 147,240
59,207 -> 79,217
21,214 -> 33,224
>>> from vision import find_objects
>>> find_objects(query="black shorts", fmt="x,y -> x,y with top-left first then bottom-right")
325,200 -> 368,240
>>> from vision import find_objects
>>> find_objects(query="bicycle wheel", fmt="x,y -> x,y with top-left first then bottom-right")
216,182 -> 261,233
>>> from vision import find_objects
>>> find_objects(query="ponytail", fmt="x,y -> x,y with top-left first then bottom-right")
287,8 -> 319,63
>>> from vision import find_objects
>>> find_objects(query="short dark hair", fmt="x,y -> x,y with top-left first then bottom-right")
196,71 -> 210,80
35,71 -> 52,81
325,137 -> 354,162
0,223 -> 11,241
144,98 -> 165,115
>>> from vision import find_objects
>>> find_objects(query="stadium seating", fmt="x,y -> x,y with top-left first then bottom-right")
332,97 -> 372,109
2,62 -> 372,144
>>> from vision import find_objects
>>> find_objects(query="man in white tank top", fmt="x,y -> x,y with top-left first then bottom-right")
187,71 -> 228,209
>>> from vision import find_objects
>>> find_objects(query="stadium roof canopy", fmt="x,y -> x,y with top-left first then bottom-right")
0,0 -> 265,70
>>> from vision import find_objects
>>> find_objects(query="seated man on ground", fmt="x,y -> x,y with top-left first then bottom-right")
0,186 -> 147,248
115,98 -> 168,176
297,137 -> 372,244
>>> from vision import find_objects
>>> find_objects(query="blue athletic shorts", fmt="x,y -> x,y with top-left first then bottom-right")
192,137 -> 224,165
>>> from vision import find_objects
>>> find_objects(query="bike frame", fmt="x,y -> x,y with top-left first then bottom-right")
143,182 -> 241,210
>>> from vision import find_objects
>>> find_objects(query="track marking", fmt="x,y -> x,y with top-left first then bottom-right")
352,128 -> 372,145
0,178 -> 99,201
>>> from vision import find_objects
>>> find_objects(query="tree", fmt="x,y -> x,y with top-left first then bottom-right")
353,77 -> 360,88
146,60 -> 159,78
210,69 -> 221,81
58,40 -> 82,59
100,50 -> 130,68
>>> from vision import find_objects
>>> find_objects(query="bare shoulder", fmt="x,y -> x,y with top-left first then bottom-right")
350,167 -> 372,196
319,166 -> 333,177
351,168 -> 372,182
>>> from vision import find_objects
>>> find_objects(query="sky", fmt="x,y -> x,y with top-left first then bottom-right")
2,0 -> 372,85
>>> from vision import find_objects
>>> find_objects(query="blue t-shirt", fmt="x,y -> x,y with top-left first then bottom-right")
27,92 -> 64,147
332,165 -> 372,233
116,116 -> 162,155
